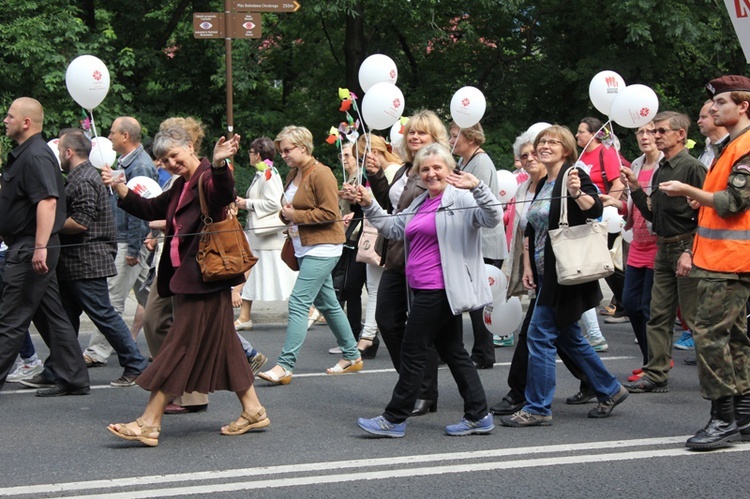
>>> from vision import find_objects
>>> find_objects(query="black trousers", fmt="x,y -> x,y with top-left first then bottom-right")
468,258 -> 504,365
0,236 -> 88,389
384,289 -> 488,423
376,269 -> 437,399
605,232 -> 625,310
337,251 -> 367,339
506,298 -> 589,399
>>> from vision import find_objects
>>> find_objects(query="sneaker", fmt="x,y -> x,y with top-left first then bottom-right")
6,360 -> 43,383
110,374 -> 139,387
19,373 -> 56,388
500,410 -> 552,427
328,346 -> 342,354
446,414 -> 495,436
623,376 -> 669,393
588,337 -> 609,352
674,331 -> 695,350
357,416 -> 405,438
604,314 -> 630,324
493,335 -> 515,347
588,385 -> 629,418
248,352 -> 268,376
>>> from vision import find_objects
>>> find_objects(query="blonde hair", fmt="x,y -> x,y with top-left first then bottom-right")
401,110 -> 449,163
533,125 -> 578,162
159,117 -> 205,153
450,121 -> 485,146
275,125 -> 314,155
356,134 -> 402,165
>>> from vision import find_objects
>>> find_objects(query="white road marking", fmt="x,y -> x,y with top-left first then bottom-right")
2,435 -> 742,497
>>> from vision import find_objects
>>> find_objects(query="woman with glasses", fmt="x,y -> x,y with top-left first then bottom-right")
599,122 -> 662,375
500,126 -> 627,427
233,137 -> 296,335
257,126 -> 362,385
448,121 -> 507,365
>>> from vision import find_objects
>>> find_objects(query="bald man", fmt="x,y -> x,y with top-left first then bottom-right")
0,97 -> 89,395
697,99 -> 729,169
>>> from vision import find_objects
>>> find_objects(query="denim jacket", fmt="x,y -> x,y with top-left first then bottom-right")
112,145 -> 158,257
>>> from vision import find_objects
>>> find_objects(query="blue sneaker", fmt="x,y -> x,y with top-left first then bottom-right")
445,413 -> 495,436
674,331 -> 695,350
357,416 -> 405,438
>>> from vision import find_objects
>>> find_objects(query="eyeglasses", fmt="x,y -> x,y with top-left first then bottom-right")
280,145 -> 298,155
647,128 -> 677,135
519,152 -> 537,160
248,149 -> 257,155
338,153 -> 352,159
538,139 -> 563,146
635,130 -> 651,137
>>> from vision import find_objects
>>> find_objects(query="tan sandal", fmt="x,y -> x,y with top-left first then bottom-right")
326,358 -> 363,375
221,407 -> 270,435
107,418 -> 160,447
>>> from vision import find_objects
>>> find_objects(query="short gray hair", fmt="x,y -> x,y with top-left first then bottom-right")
512,132 -> 534,157
413,143 -> 456,171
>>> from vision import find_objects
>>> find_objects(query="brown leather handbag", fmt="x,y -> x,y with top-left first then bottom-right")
196,172 -> 258,282
281,236 -> 299,271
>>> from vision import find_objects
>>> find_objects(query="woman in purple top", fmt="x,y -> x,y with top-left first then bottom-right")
353,144 -> 503,437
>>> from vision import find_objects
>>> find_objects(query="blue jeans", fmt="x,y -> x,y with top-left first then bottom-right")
277,255 -> 359,370
59,278 -> 148,376
622,265 -> 654,365
525,292 -> 621,416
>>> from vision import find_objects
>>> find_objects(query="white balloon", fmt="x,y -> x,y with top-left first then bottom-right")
588,70 -> 626,116
65,55 -> 111,110
89,137 -> 117,168
358,54 -> 398,93
483,296 -> 523,336
362,82 -> 405,130
609,84 -> 659,129
126,176 -> 162,199
450,86 -> 486,129
389,120 -> 405,148
496,169 -> 518,203
601,206 -> 624,233
484,264 -> 507,300
47,139 -> 61,166
621,227 -> 634,243
526,122 -> 552,141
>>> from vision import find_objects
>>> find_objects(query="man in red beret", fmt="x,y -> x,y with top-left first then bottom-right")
659,74 -> 750,450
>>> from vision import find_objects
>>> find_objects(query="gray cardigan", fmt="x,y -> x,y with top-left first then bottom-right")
362,182 -> 503,314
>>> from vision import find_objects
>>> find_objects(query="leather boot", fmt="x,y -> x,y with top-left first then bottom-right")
411,399 -> 438,416
686,397 -> 740,450
734,394 -> 750,440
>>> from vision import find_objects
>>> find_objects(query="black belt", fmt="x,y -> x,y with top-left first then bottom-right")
657,232 -> 695,244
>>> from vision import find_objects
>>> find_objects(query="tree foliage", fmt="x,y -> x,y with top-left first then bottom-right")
1,0 -> 747,182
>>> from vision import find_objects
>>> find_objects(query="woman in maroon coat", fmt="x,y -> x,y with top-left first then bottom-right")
105,122 -> 268,447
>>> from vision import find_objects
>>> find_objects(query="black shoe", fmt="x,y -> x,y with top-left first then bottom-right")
358,337 -> 380,360
623,377 -> 669,393
684,357 -> 697,366
36,383 -> 90,397
19,373 -> 55,389
566,389 -> 596,405
735,395 -> 750,441
686,397 -> 741,450
411,399 -> 438,416
588,385 -> 629,418
474,361 -> 495,370
164,403 -> 209,414
491,394 -> 525,415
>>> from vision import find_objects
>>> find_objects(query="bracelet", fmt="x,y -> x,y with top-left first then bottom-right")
571,190 -> 583,199
684,249 -> 693,256
212,159 -> 228,169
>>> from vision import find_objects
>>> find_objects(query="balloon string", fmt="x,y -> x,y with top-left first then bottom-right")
451,129 -> 461,155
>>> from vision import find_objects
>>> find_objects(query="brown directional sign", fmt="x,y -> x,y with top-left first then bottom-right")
232,1 -> 301,13
230,13 -> 262,39
193,13 -> 225,38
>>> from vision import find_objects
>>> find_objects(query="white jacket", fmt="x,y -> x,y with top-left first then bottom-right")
362,182 -> 503,314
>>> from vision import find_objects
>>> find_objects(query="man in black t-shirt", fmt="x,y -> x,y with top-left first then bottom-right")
0,97 -> 89,395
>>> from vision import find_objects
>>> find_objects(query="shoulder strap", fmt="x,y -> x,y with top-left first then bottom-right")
197,171 -> 211,221
558,166 -> 573,227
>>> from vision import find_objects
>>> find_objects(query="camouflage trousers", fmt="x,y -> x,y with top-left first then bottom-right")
642,241 -> 699,383
693,277 -> 750,400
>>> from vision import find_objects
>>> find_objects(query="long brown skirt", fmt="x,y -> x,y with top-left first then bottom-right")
136,289 -> 253,397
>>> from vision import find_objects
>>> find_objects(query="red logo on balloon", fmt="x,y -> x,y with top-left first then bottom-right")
605,76 -> 618,88
393,98 -> 401,108
488,276 -> 496,286
93,70 -> 102,81
389,69 -> 396,80
639,107 -> 650,117
462,98 -> 470,107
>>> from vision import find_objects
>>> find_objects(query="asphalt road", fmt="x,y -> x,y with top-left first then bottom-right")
1,298 -> 747,498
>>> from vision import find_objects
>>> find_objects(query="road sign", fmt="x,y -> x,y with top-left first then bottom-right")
230,13 -> 262,39
232,1 -> 301,13
193,13 -> 225,38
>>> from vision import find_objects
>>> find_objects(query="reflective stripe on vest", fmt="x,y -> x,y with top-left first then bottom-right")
693,130 -> 750,272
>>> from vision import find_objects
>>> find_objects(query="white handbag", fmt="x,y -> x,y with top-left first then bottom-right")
548,167 -> 614,285
249,211 -> 283,236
